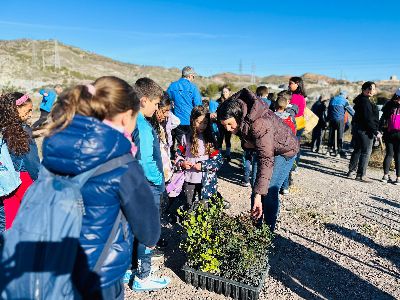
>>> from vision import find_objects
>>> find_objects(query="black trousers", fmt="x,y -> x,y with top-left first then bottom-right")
383,134 -> 400,177
349,129 -> 374,177
32,109 -> 50,129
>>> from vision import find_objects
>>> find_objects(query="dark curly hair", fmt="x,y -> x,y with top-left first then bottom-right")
0,93 -> 30,155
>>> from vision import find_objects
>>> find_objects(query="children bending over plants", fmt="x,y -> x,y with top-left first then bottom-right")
176,105 -> 224,211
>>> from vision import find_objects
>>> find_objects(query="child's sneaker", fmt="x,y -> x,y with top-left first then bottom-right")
394,177 -> 400,185
123,270 -> 133,284
132,275 -> 171,292
281,189 -> 289,195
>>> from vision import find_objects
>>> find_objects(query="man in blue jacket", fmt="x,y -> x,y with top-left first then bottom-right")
328,90 -> 355,156
32,84 -> 63,129
167,66 -> 202,147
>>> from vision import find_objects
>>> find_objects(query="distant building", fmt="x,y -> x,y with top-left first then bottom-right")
390,75 -> 398,81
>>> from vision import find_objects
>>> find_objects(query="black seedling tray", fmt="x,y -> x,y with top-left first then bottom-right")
182,265 -> 269,300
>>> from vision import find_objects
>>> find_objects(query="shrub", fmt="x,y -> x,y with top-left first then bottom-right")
178,195 -> 273,286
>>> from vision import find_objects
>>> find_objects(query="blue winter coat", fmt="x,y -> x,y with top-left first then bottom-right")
42,115 -> 160,288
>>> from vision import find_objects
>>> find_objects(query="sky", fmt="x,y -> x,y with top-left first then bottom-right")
1,0 -> 399,81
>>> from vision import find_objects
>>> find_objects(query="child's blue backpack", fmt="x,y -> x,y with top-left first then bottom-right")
0,139 -> 21,197
0,154 -> 133,299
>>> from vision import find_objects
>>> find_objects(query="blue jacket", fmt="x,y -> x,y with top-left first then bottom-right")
10,124 -> 40,180
133,112 -> 165,190
42,115 -> 160,288
167,78 -> 202,125
39,89 -> 57,112
328,95 -> 355,121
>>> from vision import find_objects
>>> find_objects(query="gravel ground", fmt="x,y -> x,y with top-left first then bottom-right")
125,146 -> 399,300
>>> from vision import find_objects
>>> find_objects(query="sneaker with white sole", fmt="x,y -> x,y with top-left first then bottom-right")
381,174 -> 391,183
133,275 -> 171,292
281,189 -> 289,195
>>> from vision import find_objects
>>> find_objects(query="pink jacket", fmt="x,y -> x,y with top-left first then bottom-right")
290,94 -> 306,117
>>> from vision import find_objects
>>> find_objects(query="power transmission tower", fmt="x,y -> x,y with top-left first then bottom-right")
54,40 -> 61,69
239,59 -> 243,74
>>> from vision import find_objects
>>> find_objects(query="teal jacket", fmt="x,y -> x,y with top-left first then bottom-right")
133,112 -> 164,189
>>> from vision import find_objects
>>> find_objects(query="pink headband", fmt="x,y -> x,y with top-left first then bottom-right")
86,84 -> 96,96
16,94 -> 30,106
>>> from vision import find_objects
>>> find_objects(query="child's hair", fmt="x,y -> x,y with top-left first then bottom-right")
150,92 -> 171,142
289,76 -> 307,97
45,76 -> 140,136
189,106 -> 215,157
276,94 -> 290,110
0,93 -> 30,155
267,92 -> 277,102
134,77 -> 163,100
278,90 -> 292,98
256,86 -> 269,98
361,81 -> 376,91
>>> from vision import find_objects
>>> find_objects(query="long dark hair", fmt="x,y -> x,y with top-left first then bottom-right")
189,105 -> 216,156
217,99 -> 243,125
149,92 -> 171,142
0,93 -> 30,155
289,76 -> 307,97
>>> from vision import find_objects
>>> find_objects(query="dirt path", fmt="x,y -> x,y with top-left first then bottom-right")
125,148 -> 399,300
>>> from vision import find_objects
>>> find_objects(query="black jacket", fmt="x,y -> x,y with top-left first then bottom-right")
352,94 -> 379,137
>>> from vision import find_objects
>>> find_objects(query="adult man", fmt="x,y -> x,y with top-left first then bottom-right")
32,84 -> 63,129
327,90 -> 355,156
167,66 -> 202,145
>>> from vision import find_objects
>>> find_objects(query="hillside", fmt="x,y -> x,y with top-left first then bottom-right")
0,39 -> 398,100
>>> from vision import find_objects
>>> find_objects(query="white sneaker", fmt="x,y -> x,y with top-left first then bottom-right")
381,175 -> 390,183
281,189 -> 289,195
132,275 -> 171,292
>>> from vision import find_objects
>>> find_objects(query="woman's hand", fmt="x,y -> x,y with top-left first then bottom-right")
252,194 -> 263,219
210,113 -> 217,120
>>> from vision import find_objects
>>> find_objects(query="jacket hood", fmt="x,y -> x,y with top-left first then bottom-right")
229,88 -> 269,130
42,115 -> 131,175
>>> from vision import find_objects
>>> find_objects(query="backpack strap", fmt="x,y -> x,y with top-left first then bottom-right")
89,153 -> 134,273
91,153 -> 134,177
93,209 -> 122,273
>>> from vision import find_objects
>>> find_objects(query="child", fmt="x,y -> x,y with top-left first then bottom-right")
32,84 -> 63,129
0,92 -> 40,232
41,76 -> 160,299
177,106 -> 223,209
256,85 -> 271,107
274,95 -> 297,134
274,92 -> 297,195
132,77 -> 171,291
216,86 -> 232,160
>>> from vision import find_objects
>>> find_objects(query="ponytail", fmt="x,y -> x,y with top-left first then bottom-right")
44,76 -> 140,136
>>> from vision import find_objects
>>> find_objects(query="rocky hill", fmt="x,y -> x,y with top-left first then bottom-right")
0,39 -> 398,101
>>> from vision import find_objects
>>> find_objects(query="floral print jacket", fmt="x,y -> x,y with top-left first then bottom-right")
176,143 -> 223,200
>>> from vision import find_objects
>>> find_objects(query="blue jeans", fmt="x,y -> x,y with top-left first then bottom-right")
251,155 -> 296,232
281,154 -> 297,190
243,150 -> 257,184
136,184 -> 162,279
101,279 -> 124,300
0,201 -> 5,234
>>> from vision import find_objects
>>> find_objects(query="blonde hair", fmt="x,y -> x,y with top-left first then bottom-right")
44,76 -> 140,136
